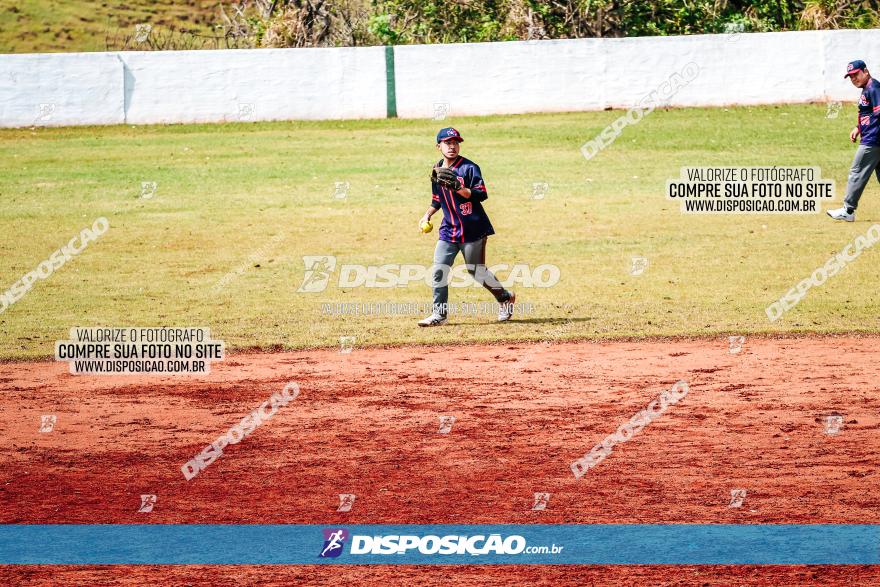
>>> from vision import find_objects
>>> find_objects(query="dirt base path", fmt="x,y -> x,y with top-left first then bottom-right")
1,336 -> 878,584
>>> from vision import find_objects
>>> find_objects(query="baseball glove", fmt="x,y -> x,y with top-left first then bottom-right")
431,166 -> 460,191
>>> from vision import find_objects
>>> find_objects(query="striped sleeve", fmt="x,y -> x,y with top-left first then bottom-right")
465,164 -> 488,202
870,83 -> 880,114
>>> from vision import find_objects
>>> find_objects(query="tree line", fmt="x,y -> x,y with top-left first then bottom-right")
107,0 -> 880,50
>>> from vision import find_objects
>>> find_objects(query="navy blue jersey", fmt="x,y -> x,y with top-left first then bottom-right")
858,78 -> 880,146
430,156 -> 495,243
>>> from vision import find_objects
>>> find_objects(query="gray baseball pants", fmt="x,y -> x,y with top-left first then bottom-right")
431,237 -> 511,316
844,144 -> 880,211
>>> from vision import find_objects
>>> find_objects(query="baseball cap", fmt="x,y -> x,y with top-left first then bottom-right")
436,127 -> 463,143
845,60 -> 867,78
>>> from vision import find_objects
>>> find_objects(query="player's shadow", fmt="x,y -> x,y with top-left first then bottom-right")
471,317 -> 593,326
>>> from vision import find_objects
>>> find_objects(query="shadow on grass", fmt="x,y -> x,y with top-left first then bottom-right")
466,317 -> 593,326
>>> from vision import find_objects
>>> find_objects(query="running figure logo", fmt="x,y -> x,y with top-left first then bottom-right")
532,492 -> 551,511
298,256 -> 337,293
337,494 -> 356,512
39,415 -> 57,433
630,256 -> 649,276
728,489 -> 747,508
138,494 -> 157,513
728,335 -> 745,354
319,528 -> 349,558
823,415 -> 844,435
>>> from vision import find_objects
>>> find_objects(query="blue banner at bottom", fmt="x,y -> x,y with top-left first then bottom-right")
0,524 -> 877,565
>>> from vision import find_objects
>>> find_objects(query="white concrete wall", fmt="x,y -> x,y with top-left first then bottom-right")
822,29 -> 880,102
395,38 -> 608,117
394,29 -> 872,117
122,47 -> 387,124
0,46 -> 386,127
0,29 -> 877,127
0,53 -> 124,127
595,31 -> 825,108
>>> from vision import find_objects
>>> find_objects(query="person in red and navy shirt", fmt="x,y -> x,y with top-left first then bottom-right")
417,127 -> 515,327
828,60 -> 880,222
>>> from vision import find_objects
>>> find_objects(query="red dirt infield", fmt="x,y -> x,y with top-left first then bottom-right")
1,335 -> 878,584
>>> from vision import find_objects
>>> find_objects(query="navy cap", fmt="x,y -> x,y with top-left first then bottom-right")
845,60 -> 867,78
436,127 -> 463,143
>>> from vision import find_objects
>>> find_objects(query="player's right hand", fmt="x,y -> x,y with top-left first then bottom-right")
850,127 -> 860,143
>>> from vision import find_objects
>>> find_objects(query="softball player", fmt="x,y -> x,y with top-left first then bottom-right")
828,60 -> 880,222
417,127 -> 515,326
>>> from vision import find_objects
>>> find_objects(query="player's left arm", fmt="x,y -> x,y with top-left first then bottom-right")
870,82 -> 880,121
855,84 -> 880,141
457,164 -> 488,202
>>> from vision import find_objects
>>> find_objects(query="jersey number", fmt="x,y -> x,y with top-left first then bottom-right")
459,202 -> 472,215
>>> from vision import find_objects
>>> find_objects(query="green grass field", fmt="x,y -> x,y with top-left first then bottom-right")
2,104 -> 879,360
0,0 -> 218,54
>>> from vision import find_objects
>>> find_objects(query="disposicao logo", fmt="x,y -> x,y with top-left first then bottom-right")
318,529 -> 562,558
350,534 -> 527,555
319,528 -> 349,558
